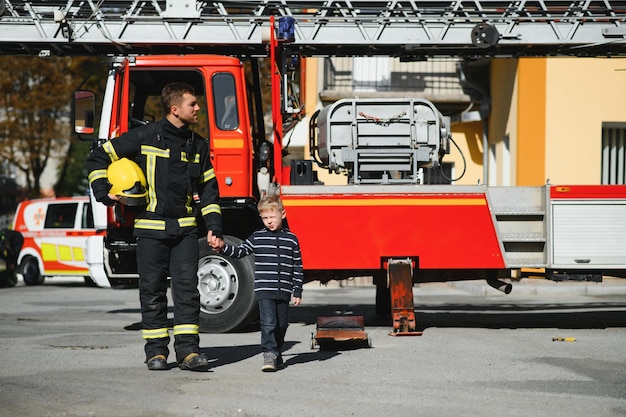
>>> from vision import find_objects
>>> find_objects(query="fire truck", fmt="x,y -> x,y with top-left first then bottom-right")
1,1 -> 626,334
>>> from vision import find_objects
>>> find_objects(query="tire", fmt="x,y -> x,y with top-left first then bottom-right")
21,256 -> 44,286
197,235 -> 258,333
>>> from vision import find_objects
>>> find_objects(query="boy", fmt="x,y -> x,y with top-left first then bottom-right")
217,194 -> 303,371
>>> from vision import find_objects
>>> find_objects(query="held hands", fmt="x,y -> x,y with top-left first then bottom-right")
208,230 -> 224,252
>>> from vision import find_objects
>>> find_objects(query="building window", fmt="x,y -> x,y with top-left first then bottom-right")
323,57 -> 463,96
352,57 -> 390,91
602,123 -> 626,184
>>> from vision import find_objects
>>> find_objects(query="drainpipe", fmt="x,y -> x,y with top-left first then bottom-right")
480,100 -> 491,185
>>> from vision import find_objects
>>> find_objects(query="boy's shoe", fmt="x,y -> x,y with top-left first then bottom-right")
261,352 -> 277,372
146,354 -> 168,371
178,353 -> 209,371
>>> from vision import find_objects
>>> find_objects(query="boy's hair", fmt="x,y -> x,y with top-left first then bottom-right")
257,194 -> 284,213
161,82 -> 195,115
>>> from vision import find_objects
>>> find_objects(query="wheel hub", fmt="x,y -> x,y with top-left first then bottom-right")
197,255 -> 239,315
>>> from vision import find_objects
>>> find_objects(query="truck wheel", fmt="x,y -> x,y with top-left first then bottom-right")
197,236 -> 258,333
21,256 -> 44,286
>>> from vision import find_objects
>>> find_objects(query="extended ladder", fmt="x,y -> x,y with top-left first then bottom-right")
0,1 -> 625,57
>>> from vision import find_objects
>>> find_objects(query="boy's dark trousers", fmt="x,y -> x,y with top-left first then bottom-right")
257,298 -> 289,354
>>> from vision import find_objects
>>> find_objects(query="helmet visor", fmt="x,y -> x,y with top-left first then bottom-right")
118,182 -> 148,206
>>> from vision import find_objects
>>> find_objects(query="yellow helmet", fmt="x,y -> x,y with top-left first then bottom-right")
107,158 -> 148,206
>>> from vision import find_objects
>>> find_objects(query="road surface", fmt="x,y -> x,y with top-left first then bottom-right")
1,277 -> 625,417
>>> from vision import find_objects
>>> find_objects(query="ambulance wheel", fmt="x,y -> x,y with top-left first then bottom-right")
197,235 -> 258,333
21,256 -> 44,286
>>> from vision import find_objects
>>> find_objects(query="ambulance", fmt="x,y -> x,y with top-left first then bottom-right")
12,196 -> 101,285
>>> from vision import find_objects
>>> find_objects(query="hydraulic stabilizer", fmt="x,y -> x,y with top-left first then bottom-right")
387,258 -> 423,336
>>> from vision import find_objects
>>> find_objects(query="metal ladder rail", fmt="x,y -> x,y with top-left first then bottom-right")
0,0 -> 625,57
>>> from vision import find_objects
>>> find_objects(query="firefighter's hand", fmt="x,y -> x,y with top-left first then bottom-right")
207,231 -> 224,252
97,193 -> 119,206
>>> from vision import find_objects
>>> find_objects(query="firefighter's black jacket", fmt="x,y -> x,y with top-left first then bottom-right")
87,118 -> 222,239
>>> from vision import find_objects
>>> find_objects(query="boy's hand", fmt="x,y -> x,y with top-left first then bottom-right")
292,297 -> 301,306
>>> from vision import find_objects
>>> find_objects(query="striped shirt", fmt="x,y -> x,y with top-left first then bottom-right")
222,228 -> 304,300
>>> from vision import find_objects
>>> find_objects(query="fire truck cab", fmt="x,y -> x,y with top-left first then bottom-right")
75,55 -> 263,332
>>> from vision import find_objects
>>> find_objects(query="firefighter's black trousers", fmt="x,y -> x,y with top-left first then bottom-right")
137,232 -> 200,363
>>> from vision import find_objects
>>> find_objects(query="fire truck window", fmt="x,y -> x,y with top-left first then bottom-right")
213,73 -> 238,131
44,204 -> 77,229
128,70 -> 209,139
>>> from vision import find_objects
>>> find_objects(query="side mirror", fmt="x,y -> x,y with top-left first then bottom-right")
73,90 -> 95,135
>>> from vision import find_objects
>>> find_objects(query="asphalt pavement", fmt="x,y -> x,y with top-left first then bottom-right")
0,276 -> 625,417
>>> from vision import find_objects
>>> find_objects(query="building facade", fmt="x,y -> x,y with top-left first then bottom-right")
296,56 -> 626,188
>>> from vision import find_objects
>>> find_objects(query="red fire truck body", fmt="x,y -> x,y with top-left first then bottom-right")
283,183 -> 626,277
281,187 -> 505,272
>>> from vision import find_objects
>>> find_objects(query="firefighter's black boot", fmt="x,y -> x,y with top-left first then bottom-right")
146,355 -> 168,370
178,353 -> 209,371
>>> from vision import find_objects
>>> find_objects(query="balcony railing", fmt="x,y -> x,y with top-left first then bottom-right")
321,57 -> 471,112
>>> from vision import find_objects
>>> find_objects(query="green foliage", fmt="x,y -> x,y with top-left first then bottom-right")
0,55 -> 104,198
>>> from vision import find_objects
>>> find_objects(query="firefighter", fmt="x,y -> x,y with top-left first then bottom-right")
0,228 -> 23,288
87,82 -> 224,371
